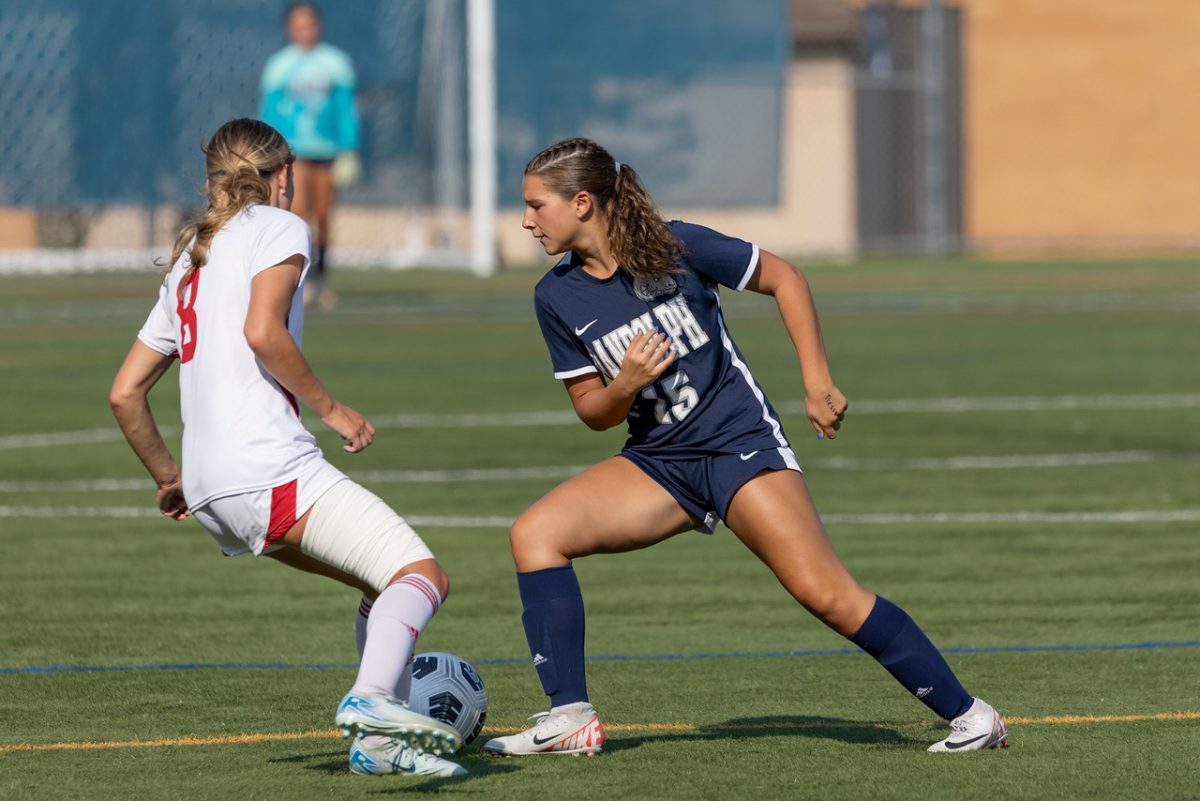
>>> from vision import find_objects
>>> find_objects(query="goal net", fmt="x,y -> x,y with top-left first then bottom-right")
0,0 -> 496,276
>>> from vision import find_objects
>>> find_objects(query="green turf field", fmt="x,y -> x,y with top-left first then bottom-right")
2,259 -> 1199,800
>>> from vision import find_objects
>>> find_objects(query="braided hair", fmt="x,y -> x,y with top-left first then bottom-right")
524,137 -> 681,279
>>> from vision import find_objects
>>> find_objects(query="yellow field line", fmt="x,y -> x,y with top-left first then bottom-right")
4,711 -> 1198,754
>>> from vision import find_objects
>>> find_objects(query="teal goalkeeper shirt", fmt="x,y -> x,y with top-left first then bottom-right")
259,43 -> 360,160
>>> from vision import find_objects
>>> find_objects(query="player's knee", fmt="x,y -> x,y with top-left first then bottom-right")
509,512 -> 538,558
427,563 -> 450,601
809,584 -> 875,635
509,507 -> 565,568
386,561 -> 450,602
795,585 -> 861,632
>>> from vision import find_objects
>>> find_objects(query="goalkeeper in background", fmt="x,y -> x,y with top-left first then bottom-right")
260,2 -> 360,309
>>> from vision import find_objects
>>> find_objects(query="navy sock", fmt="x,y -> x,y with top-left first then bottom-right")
849,596 -> 973,720
517,566 -> 588,707
314,245 -> 327,282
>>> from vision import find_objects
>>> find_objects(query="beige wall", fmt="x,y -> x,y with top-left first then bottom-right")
498,56 -> 859,266
0,209 -> 37,248
963,0 -> 1200,249
861,0 -> 1200,250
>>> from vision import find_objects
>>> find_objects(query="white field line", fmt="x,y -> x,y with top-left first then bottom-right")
814,450 -> 1163,471
0,451 -> 1169,495
0,428 -> 135,450
5,393 -> 1200,452
781,393 -> 1200,415
2,506 -> 1199,527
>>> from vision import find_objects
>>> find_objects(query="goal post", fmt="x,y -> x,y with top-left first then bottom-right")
467,0 -> 498,277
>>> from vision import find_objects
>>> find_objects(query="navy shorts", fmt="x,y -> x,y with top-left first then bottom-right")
621,446 -> 802,534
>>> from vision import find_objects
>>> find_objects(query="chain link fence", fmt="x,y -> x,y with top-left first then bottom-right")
0,0 -> 790,270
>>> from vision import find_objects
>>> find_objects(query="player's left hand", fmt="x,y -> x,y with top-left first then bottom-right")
156,477 -> 191,520
806,385 -> 847,440
321,401 -> 376,453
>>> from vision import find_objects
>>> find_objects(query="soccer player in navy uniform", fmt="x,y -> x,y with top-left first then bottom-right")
483,138 -> 1008,757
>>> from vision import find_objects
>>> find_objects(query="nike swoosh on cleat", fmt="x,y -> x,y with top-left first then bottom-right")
575,320 -> 599,336
944,734 -> 988,750
531,733 -> 561,745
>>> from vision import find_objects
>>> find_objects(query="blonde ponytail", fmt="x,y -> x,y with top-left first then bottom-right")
166,118 -> 294,296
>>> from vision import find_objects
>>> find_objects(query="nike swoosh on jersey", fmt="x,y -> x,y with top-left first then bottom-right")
574,319 -> 599,336
739,451 -> 759,461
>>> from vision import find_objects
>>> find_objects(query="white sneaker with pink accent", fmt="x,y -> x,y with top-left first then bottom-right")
483,701 -> 605,756
928,697 -> 1009,753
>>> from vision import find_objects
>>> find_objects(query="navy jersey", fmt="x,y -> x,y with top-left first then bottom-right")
534,221 -> 792,458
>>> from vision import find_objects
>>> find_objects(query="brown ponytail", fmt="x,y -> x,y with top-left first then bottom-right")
524,137 -> 681,279
166,118 -> 294,297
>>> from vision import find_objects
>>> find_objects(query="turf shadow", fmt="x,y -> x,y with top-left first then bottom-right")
268,749 -> 347,775
268,747 -> 521,785
602,715 -> 921,754
364,761 -> 522,794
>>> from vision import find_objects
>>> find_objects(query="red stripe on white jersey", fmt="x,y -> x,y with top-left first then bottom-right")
265,478 -> 298,546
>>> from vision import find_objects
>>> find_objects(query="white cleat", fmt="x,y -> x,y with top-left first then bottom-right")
928,697 -> 1009,752
483,701 -> 605,756
349,736 -> 468,777
336,692 -> 462,755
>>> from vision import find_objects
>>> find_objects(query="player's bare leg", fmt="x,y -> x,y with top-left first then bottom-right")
723,469 -> 874,635
510,455 -> 696,571
488,457 -> 694,757
725,468 -> 1007,752
296,161 -> 335,307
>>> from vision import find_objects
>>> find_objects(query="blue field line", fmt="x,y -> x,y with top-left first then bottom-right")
3,639 -> 1198,676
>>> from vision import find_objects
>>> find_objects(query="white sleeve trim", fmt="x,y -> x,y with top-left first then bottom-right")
136,331 -> 177,356
734,244 -> 761,292
553,365 -> 599,380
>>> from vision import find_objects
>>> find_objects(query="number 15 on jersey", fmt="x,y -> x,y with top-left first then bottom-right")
642,370 -> 699,424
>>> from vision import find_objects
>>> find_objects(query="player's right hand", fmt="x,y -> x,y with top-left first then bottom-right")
322,402 -> 376,453
156,477 -> 191,520
616,330 -> 677,392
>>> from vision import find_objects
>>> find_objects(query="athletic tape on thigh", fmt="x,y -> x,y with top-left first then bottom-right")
300,480 -> 435,593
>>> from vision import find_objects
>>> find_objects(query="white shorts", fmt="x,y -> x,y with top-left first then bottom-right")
298,479 -> 436,593
191,462 -> 345,556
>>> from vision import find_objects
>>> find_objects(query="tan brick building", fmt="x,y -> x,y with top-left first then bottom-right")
881,0 -> 1200,251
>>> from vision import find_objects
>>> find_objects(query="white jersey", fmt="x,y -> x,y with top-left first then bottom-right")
137,205 -> 344,511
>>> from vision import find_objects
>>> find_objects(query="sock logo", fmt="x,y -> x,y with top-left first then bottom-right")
916,687 -> 933,698
532,653 -> 548,666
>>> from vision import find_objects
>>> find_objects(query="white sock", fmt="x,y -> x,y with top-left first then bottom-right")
354,595 -> 373,659
350,574 -> 441,698
354,593 -> 417,700
354,594 -> 417,751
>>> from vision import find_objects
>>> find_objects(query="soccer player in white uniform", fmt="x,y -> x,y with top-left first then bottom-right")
109,118 -> 464,778
482,138 -> 1007,757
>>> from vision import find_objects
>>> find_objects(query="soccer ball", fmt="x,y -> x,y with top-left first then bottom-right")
408,652 -> 488,746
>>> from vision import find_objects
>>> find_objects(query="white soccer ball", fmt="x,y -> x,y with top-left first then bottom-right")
408,651 -> 489,746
